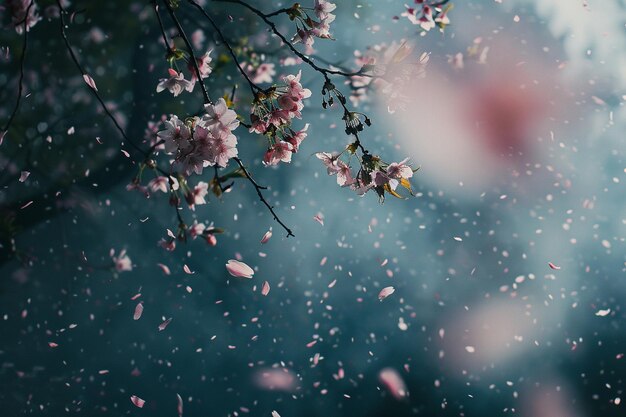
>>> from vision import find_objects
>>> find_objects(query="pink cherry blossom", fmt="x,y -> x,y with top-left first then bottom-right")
336,160 -> 355,186
186,181 -> 209,207
249,115 -> 269,134
249,62 -> 276,84
148,176 -> 179,193
386,158 -> 414,180
7,0 -> 41,34
157,115 -> 191,154
188,49 -> 213,84
156,70 -> 192,97
284,124 -> 309,152
292,28 -> 315,47
263,141 -> 293,166
314,0 -> 337,20
189,221 -> 207,239
201,98 -> 240,133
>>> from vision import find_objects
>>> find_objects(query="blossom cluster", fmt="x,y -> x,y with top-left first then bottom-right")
6,0 -> 41,33
156,49 -> 212,97
288,0 -> 336,47
156,98 -> 239,175
316,150 -> 417,202
400,0 -> 451,32
248,71 -> 312,166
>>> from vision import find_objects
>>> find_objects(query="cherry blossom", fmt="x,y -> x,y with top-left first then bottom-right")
7,0 -> 41,34
201,98 -> 240,134
156,69 -> 193,97
263,141 -> 294,166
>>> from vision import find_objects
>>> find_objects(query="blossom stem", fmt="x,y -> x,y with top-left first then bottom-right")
233,157 -> 294,237
162,0 -> 212,105
1,1 -> 34,139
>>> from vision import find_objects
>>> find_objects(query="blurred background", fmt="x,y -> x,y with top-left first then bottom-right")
1,0 -> 625,416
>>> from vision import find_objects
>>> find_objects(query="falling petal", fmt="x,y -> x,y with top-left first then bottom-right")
261,281 -> 270,296
226,259 -> 254,278
378,286 -> 395,301
176,393 -> 183,417
260,229 -> 273,244
130,395 -> 145,408
157,263 -> 171,275
133,302 -> 143,320
378,368 -> 408,400
548,262 -> 561,270
158,317 -> 172,331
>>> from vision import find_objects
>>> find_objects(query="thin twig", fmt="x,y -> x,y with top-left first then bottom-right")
187,0 -> 261,94
1,1 -> 34,138
56,0 -> 146,158
162,0 -> 212,105
153,0 -> 174,54
212,0 -> 381,81
233,157 -> 294,237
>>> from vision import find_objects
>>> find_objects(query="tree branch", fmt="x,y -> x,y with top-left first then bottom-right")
162,0 -> 212,105
1,1 -> 34,142
233,157 -> 294,237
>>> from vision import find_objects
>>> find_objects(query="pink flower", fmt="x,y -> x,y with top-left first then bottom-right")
191,50 -> 213,80
283,71 -> 312,100
401,4 -> 435,31
250,62 -> 276,84
371,170 -> 393,188
199,126 -> 239,168
285,123 -> 309,152
148,176 -> 179,193
159,238 -> 176,251
292,28 -> 315,46
386,158 -> 414,180
268,109 -> 291,127
314,0 -> 337,20
186,181 -> 209,207
189,221 -> 206,239
200,98 -> 240,133
263,141 -> 293,166
312,14 -> 335,39
205,233 -> 217,246
156,70 -> 192,97
249,115 -> 269,134
336,160 -> 355,186
315,152 -> 341,175
157,115 -> 191,154
7,0 -> 41,34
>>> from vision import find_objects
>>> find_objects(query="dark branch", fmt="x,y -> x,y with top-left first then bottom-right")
187,0 -> 261,95
1,1 -> 34,140
162,0 -> 212,105
233,157 -> 294,237
55,0 -> 147,158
